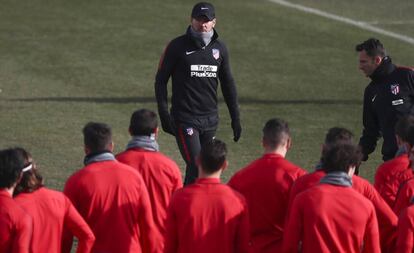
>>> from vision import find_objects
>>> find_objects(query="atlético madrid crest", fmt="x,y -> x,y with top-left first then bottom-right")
390,84 -> 400,95
186,128 -> 194,136
212,49 -> 220,60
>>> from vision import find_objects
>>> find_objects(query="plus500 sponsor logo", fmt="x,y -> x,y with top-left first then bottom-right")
190,65 -> 218,77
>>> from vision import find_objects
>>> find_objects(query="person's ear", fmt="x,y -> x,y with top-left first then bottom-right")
221,160 -> 229,172
108,142 -> 114,152
84,146 -> 91,155
348,165 -> 356,177
286,137 -> 292,150
321,144 -> 326,155
154,127 -> 159,139
374,55 -> 382,65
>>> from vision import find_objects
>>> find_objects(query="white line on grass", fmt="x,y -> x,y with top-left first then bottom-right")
268,0 -> 414,46
367,20 -> 414,25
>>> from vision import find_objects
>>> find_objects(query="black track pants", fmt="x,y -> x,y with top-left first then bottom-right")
175,119 -> 217,185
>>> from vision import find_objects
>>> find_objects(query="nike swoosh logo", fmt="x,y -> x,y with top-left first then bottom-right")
372,94 -> 377,102
186,50 -> 196,55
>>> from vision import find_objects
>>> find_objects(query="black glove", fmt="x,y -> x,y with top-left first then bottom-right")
231,119 -> 242,142
159,112 -> 176,136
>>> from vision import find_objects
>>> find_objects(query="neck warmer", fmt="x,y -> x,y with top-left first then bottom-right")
190,26 -> 214,47
395,145 -> 407,157
84,151 -> 115,166
320,171 -> 352,187
127,135 -> 159,152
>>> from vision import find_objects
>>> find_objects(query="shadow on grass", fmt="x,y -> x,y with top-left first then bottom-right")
9,96 -> 362,105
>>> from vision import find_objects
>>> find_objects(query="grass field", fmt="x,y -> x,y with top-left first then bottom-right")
1,0 -> 414,190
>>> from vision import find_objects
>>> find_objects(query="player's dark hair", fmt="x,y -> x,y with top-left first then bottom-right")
83,122 -> 112,152
129,109 -> 158,136
355,38 -> 386,58
322,127 -> 354,164
324,127 -> 354,146
262,118 -> 290,149
0,148 -> 26,188
395,116 -> 414,142
199,139 -> 227,174
323,143 -> 362,173
14,147 -> 44,195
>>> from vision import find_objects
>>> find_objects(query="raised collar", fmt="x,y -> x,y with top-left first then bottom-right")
369,56 -> 396,82
195,178 -> 221,184
83,151 -> 115,166
185,25 -> 219,49
262,153 -> 284,159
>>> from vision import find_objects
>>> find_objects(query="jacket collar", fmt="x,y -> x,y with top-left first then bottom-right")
195,178 -> 221,184
186,26 -> 219,49
369,56 -> 396,82
320,171 -> 352,187
84,151 -> 115,166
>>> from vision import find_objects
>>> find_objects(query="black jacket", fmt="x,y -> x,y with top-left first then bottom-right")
359,57 -> 414,161
155,26 -> 239,125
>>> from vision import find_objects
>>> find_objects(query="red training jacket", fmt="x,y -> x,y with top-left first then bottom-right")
396,203 -> 414,253
283,184 -> 381,253
374,153 -> 412,207
116,147 -> 182,239
288,169 -> 397,252
0,190 -> 32,253
228,153 -> 306,253
64,160 -> 161,253
164,178 -> 251,253
14,187 -> 95,253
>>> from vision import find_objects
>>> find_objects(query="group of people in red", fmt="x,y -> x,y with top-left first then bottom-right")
2,108 -> 414,253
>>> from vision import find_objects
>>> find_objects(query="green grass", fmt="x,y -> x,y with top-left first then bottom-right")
1,0 -> 414,189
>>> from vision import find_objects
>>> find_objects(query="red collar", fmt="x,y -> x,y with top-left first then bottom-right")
262,153 -> 284,159
195,178 -> 221,184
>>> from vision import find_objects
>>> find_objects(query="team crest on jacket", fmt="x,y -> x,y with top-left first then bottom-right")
186,128 -> 194,136
390,84 -> 400,95
212,49 -> 220,60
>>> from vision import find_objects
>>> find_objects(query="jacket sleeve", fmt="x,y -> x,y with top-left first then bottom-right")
395,207 -> 414,253
362,181 -> 397,252
136,176 -> 163,253
173,167 -> 183,192
62,177 -> 78,253
235,198 -> 252,253
218,43 -> 240,122
373,164 -> 393,206
155,41 -> 177,118
64,197 -> 95,253
394,181 -> 414,216
12,213 -> 32,253
286,181 -> 301,221
362,205 -> 381,253
163,196 -> 178,253
359,86 -> 381,160
282,196 -> 303,253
